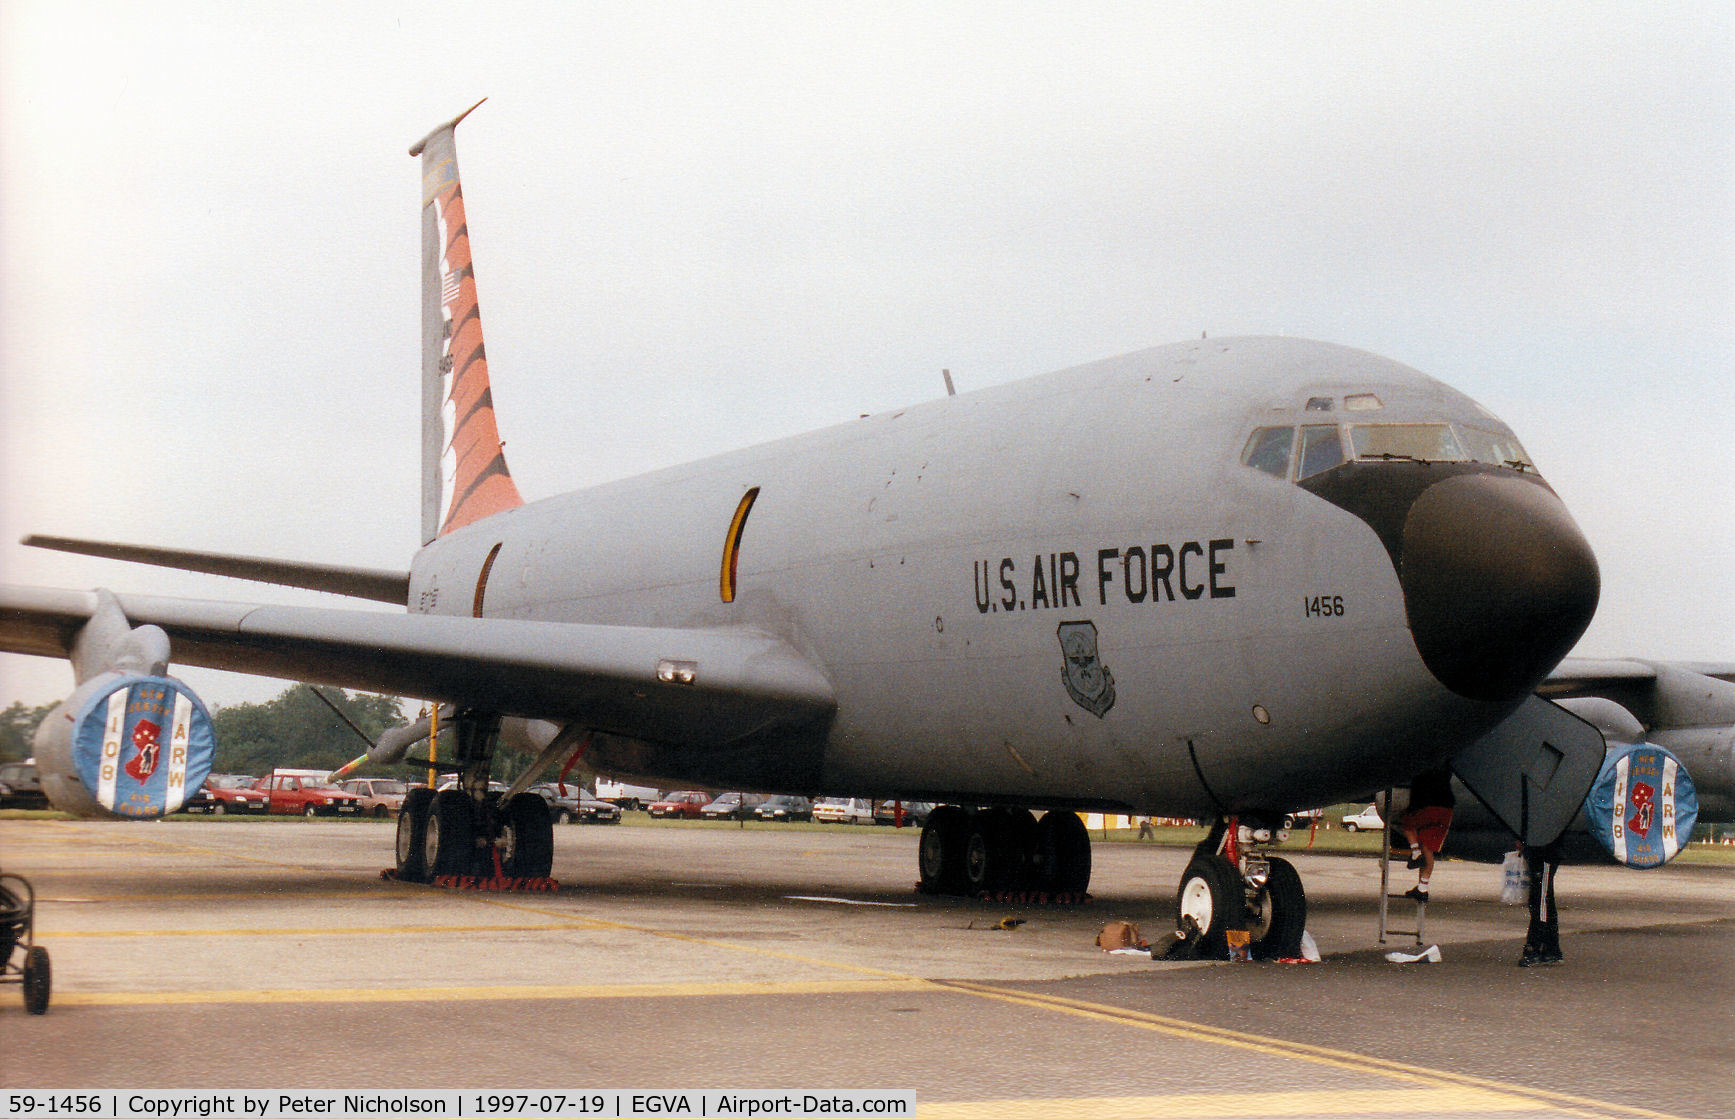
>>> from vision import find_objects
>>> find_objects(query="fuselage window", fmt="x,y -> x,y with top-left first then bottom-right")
1350,423 -> 1467,463
1241,426 -> 1296,478
1296,424 -> 1344,480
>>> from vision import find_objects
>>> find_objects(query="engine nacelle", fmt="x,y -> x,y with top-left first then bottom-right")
33,671 -> 217,819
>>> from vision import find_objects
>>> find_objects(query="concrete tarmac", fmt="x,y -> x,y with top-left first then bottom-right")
1,817 -> 1730,1117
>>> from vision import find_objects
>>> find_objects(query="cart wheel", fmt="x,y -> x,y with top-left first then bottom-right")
22,945 -> 49,1015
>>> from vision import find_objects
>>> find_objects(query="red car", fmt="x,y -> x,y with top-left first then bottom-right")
185,774 -> 268,815
251,773 -> 365,817
647,791 -> 712,819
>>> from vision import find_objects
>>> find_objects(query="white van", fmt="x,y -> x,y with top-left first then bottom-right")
595,779 -> 662,810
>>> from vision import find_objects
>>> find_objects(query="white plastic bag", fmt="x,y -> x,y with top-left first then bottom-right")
1500,850 -> 1527,905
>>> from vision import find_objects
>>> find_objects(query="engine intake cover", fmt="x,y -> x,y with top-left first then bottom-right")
70,673 -> 216,817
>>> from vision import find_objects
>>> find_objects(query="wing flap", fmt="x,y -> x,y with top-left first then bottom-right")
0,585 -> 835,749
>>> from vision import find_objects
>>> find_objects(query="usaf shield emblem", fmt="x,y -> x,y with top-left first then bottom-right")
1057,620 -> 1116,718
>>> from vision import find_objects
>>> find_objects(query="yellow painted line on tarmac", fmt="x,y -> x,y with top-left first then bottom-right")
938,981 -> 1691,1119
53,977 -> 932,1007
43,921 -> 612,938
919,1086 -> 1551,1118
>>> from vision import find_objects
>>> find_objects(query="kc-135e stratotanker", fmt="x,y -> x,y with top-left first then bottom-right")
4,103 -> 1730,959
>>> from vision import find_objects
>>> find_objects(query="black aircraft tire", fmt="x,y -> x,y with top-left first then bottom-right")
1253,856 -> 1307,960
502,792 -> 555,879
964,812 -> 1018,894
425,790 -> 478,878
396,788 -> 435,882
919,806 -> 968,895
1176,855 -> 1247,959
22,945 -> 50,1015
1000,808 -> 1039,889
1037,810 -> 1092,895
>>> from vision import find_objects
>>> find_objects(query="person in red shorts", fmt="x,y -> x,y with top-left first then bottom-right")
1399,766 -> 1455,901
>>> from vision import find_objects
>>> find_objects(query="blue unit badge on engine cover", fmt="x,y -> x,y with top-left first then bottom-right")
70,674 -> 217,818
1584,743 -> 1698,869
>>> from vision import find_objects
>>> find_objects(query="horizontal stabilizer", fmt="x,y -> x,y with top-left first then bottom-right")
23,535 -> 409,605
0,585 -> 836,752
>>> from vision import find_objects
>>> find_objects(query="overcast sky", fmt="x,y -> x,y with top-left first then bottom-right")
2,2 -> 1731,710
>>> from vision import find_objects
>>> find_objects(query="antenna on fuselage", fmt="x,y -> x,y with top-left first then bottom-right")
942,368 -> 957,397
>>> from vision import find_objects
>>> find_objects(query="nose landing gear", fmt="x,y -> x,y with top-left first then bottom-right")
1169,816 -> 1306,960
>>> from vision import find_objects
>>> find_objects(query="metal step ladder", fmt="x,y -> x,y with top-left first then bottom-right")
1375,788 -> 1427,947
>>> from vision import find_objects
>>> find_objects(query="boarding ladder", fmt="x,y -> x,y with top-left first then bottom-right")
1375,788 -> 1426,947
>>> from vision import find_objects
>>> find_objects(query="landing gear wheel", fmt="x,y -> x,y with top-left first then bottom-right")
1175,854 -> 1246,959
1036,810 -> 1092,895
963,811 -> 1021,893
501,792 -> 555,878
919,806 -> 968,894
1250,856 -> 1307,960
425,790 -> 478,878
396,788 -> 435,882
22,945 -> 50,1015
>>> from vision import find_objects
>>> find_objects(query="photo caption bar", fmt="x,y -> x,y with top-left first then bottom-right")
3,1093 -> 915,1119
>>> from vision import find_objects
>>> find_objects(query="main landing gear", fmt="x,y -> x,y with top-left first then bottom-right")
918,806 -> 1092,898
1171,815 -> 1306,960
392,710 -> 555,884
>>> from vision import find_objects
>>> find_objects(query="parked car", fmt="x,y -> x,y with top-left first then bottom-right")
873,800 -> 934,827
753,795 -> 813,822
185,774 -> 268,815
812,797 -> 875,825
648,791 -> 712,819
338,778 -> 410,818
251,772 -> 365,817
573,793 -> 623,824
531,784 -> 622,824
0,761 -> 49,810
700,792 -> 768,821
1341,804 -> 1384,832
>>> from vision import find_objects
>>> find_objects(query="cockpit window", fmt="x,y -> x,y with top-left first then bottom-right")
1344,393 -> 1382,411
1350,423 -> 1467,463
1304,396 -> 1334,412
1297,424 -> 1345,479
1457,426 -> 1535,471
1241,426 -> 1295,478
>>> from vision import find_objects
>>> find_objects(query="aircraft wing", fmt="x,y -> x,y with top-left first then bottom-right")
1539,657 -> 1735,706
0,585 -> 836,748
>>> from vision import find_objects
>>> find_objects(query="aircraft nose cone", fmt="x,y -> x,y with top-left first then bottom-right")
1400,473 -> 1599,702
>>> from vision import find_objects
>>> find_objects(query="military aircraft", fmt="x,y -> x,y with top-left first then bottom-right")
3,104 -> 1728,960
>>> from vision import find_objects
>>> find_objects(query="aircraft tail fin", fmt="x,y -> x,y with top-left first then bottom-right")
410,99 -> 525,544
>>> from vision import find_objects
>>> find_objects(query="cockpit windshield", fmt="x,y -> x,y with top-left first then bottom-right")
1349,423 -> 1466,463
1242,420 -> 1537,479
1456,426 -> 1535,471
